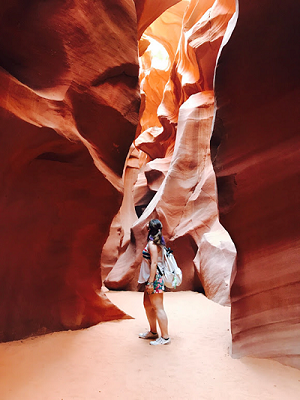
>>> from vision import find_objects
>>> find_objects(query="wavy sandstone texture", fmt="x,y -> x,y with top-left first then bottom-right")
0,0 -> 179,341
2,0 -> 298,371
105,0 -> 237,306
101,2 -> 190,271
211,0 -> 300,368
135,0 -> 181,39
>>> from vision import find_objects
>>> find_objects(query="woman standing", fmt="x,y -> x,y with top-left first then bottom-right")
138,219 -> 170,345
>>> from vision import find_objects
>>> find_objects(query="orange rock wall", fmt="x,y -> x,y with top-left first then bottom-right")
0,0 -> 178,341
211,0 -> 300,368
105,0 -> 237,306
101,2 -> 190,280
2,0 -> 298,370
0,0 -> 143,341
134,0 -> 182,39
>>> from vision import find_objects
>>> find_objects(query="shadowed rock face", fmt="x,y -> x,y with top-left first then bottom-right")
0,0 -> 142,341
0,118 -> 128,340
212,0 -> 300,368
0,0 -> 191,342
1,0 -> 299,370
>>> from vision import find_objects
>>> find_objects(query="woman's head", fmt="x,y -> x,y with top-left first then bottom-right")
147,219 -> 165,246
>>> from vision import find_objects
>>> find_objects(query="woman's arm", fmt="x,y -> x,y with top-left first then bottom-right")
148,240 -> 158,284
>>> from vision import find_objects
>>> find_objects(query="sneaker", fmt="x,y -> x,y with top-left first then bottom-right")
149,337 -> 171,345
139,331 -> 158,339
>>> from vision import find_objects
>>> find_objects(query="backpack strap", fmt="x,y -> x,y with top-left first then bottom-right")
157,265 -> 163,276
156,245 -> 166,276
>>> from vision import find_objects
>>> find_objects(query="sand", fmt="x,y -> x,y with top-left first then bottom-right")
0,291 -> 300,400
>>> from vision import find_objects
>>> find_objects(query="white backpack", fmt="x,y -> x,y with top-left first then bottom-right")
159,247 -> 182,289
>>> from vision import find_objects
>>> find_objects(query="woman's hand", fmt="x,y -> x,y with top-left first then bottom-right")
146,282 -> 154,294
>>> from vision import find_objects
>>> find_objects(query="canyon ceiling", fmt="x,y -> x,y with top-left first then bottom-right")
0,0 -> 299,368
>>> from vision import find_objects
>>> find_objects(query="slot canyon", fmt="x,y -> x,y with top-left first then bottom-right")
0,0 -> 299,374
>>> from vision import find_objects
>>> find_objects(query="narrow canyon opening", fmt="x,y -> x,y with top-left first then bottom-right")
102,0 -> 237,307
0,0 -> 299,371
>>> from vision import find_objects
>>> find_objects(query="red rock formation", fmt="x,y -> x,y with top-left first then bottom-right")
101,2 -> 189,277
5,0 -> 298,371
0,0 -> 143,341
212,0 -> 300,368
105,0 -> 237,306
134,0 -> 182,39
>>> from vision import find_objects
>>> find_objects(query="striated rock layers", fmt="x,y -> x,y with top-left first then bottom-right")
211,0 -> 300,368
105,0 -> 237,306
0,0 -> 178,341
0,0 -> 139,341
3,0 -> 298,370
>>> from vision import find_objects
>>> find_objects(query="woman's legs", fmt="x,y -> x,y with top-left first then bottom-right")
149,293 -> 169,339
143,290 -> 157,333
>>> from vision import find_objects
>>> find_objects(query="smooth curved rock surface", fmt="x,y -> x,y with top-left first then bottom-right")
105,0 -> 237,305
212,0 -> 300,368
195,220 -> 237,305
101,1 -> 189,275
134,0 -> 182,39
4,0 -> 298,371
0,0 -> 143,341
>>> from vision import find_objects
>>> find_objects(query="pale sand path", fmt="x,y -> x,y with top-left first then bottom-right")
0,291 -> 300,400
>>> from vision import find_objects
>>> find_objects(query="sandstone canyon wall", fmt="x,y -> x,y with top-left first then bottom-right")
211,0 -> 300,368
105,0 -> 237,306
0,0 -> 178,341
1,0 -> 298,371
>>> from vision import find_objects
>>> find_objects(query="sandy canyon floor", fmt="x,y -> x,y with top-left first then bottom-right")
0,291 -> 300,399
